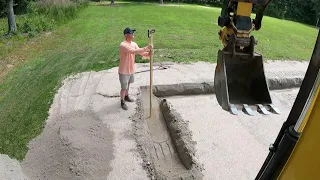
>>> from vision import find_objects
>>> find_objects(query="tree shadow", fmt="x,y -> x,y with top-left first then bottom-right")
93,1 -> 155,8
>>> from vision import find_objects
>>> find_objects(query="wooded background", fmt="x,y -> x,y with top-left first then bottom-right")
1,0 -> 320,36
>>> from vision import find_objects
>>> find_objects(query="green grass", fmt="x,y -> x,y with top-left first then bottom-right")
0,2 -> 318,161
0,1 -> 87,72
0,18 -> 28,62
251,17 -> 318,60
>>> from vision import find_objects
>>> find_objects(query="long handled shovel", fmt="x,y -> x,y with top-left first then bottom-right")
148,29 -> 155,118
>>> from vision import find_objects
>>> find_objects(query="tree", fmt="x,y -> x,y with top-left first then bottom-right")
312,0 -> 320,26
6,0 -> 17,34
312,0 -> 320,13
110,0 -> 114,5
159,0 -> 163,4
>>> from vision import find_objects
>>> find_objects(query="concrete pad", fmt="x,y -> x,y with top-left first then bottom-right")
1,61 -> 308,179
164,88 -> 299,180
91,95 -> 149,180
0,154 -> 27,180
95,61 -> 308,97
22,70 -> 149,179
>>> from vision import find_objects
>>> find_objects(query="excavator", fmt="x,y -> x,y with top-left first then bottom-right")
214,0 -> 276,115
215,0 -> 320,179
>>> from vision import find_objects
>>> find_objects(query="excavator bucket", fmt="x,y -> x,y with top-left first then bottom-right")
214,50 -> 274,115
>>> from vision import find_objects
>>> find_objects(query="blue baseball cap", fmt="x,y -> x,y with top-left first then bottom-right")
123,27 -> 136,35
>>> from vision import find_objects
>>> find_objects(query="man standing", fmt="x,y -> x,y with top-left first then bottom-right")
119,27 -> 153,110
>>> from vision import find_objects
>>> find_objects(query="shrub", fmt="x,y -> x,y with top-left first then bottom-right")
17,14 -> 55,37
2,0 -> 89,37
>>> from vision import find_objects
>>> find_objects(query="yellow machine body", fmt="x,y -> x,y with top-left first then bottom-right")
219,27 -> 234,47
218,1 -> 254,46
237,2 -> 253,17
278,75 -> 320,179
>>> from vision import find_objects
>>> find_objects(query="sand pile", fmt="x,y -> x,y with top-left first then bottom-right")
21,110 -> 114,180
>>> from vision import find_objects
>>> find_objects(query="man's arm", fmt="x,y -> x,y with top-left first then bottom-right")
134,43 -> 152,58
120,43 -> 151,54
139,52 -> 150,57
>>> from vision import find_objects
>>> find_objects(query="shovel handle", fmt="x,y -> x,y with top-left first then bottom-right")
148,29 -> 155,38
148,29 -> 155,118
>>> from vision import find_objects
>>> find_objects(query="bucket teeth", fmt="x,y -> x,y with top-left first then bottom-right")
257,104 -> 270,115
230,104 -> 238,115
243,104 -> 254,116
269,104 -> 281,114
228,104 -> 280,116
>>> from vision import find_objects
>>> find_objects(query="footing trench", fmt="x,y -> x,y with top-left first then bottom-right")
133,87 -> 203,180
133,77 -> 302,179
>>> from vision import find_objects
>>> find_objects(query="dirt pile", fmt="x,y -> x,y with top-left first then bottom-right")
21,111 -> 114,180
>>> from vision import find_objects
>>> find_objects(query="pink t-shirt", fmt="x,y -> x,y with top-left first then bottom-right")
118,40 -> 147,74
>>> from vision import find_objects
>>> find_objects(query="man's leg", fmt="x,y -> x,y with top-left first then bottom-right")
119,74 -> 129,110
120,88 -> 127,100
124,74 -> 134,102
126,83 -> 130,96
120,88 -> 128,110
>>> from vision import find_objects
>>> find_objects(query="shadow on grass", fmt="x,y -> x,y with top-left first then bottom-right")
93,1 -> 161,8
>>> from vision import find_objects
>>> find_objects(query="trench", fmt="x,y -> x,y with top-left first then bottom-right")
138,86 -> 203,179
136,78 -> 303,179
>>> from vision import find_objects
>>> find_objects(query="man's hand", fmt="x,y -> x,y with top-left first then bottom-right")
149,50 -> 154,56
141,50 -> 153,60
140,44 -> 153,59
147,44 -> 153,50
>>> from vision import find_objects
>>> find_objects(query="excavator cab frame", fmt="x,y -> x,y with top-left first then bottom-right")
255,29 -> 320,180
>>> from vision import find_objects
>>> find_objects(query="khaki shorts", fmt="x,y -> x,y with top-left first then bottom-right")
119,73 -> 134,89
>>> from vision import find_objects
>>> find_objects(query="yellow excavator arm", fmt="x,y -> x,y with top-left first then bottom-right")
214,0 -> 277,116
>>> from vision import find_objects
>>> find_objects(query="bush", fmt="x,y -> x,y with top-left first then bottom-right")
1,0 -> 89,37
0,0 -> 5,17
36,0 -> 89,24
17,14 -> 55,37
12,2 -> 55,37
0,19 -> 6,35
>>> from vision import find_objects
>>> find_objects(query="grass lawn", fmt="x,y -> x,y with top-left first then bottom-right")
0,1 -> 318,160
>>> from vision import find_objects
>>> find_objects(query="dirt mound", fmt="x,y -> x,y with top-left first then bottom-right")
21,111 -> 114,180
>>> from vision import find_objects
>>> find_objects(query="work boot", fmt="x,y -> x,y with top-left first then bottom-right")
124,95 -> 134,102
121,100 -> 128,110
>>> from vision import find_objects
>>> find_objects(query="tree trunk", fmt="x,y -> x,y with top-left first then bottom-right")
317,17 -> 319,27
159,0 -> 163,4
6,0 -> 17,33
110,0 -> 114,5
